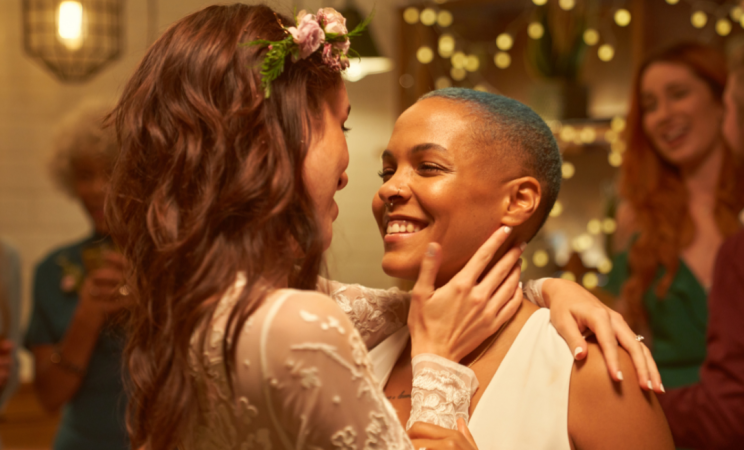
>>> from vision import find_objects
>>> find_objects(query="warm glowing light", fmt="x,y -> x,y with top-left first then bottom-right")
587,219 -> 602,235
559,125 -> 577,142
465,55 -> 480,72
733,7 -> 744,21
451,51 -> 467,69
550,200 -> 563,217
533,0 -> 548,5
598,44 -> 615,62
665,0 -> 679,4
582,272 -> 599,289
420,8 -> 437,26
604,129 -> 618,143
439,34 -> 455,57
496,33 -> 514,51
528,22 -> 545,39
435,76 -> 452,89
560,272 -> 576,282
611,140 -> 626,153
611,116 -> 626,132
614,9 -> 631,27
437,10 -> 453,27
572,234 -> 594,252
602,218 -> 617,234
716,19 -> 732,36
583,28 -> 599,46
343,57 -> 394,82
598,259 -> 613,274
57,1 -> 84,51
403,7 -> 419,24
533,250 -> 549,268
494,52 -> 511,69
561,162 -> 575,179
521,258 -> 529,271
691,11 -> 708,28
559,0 -> 576,11
608,152 -> 623,167
580,127 -> 597,143
451,67 -> 467,81
417,46 -> 434,64
474,84 -> 489,92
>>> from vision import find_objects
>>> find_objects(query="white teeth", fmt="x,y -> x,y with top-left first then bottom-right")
385,220 -> 425,235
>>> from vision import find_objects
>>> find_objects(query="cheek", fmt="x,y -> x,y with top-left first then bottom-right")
372,195 -> 385,227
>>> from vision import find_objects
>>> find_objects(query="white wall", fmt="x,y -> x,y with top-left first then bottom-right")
0,0 -> 402,381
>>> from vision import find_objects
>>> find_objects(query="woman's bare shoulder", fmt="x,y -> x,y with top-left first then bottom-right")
567,339 -> 674,450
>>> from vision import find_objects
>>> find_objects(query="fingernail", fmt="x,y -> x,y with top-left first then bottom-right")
519,242 -> 527,251
503,226 -> 512,234
660,383 -> 666,393
647,380 -> 654,391
617,371 -> 624,381
573,347 -> 583,359
426,243 -> 436,257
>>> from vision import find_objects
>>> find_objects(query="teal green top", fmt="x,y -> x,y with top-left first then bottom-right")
24,234 -> 128,450
605,251 -> 708,389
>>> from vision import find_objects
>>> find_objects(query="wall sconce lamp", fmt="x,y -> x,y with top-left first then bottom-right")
22,0 -> 123,82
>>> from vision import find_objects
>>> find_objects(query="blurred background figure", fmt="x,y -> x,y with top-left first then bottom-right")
22,103 -> 131,450
0,238 -> 21,449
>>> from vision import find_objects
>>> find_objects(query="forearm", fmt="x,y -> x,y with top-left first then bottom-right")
32,303 -> 104,411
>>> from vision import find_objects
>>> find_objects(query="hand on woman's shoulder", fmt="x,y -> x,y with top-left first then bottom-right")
567,339 -> 674,450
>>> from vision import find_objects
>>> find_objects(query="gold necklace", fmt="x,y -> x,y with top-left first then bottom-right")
466,317 -> 511,368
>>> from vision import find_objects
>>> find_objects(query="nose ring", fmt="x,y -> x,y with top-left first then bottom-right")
396,187 -> 401,196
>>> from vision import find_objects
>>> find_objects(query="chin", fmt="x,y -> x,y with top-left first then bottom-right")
381,253 -> 420,281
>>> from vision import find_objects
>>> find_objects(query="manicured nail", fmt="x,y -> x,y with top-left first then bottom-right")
519,242 -> 527,251
647,380 -> 654,391
519,281 -> 523,289
573,347 -> 583,359
426,243 -> 436,257
660,383 -> 666,393
503,226 -> 512,234
617,371 -> 624,381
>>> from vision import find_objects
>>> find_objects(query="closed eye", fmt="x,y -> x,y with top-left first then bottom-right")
378,167 -> 395,182
418,162 -> 445,175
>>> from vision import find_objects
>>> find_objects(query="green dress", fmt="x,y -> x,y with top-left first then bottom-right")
605,251 -> 708,389
24,234 -> 129,450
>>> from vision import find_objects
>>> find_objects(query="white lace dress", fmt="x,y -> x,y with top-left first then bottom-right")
184,276 -> 479,450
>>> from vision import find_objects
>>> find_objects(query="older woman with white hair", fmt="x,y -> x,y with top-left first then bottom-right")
23,103 -> 131,450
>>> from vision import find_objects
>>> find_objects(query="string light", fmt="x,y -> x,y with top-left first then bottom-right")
732,7 -> 743,21
494,52 -> 511,69
560,272 -> 576,282
583,29 -> 600,46
665,0 -> 679,4
496,33 -> 514,51
474,84 -> 489,92
559,0 -> 576,11
598,44 -> 615,62
716,19 -> 732,36
533,250 -> 549,268
417,46 -> 434,64
439,34 -> 455,58
614,9 -> 632,27
598,259 -> 613,274
580,127 -> 597,143
562,162 -> 576,179
611,116 -> 626,132
691,11 -> 708,28
451,51 -> 467,69
572,234 -> 594,252
611,140 -> 627,153
602,218 -> 617,234
437,10 -> 453,27
527,22 -> 545,39
420,8 -> 437,26
436,76 -> 452,89
559,125 -> 577,142
533,0 -> 548,5
582,272 -> 599,289
451,67 -> 467,80
587,219 -> 602,235
608,152 -> 623,167
550,200 -> 563,217
465,55 -> 480,72
604,129 -> 618,143
403,7 -> 419,24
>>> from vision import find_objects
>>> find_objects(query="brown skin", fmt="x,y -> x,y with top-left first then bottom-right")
377,98 -> 674,449
31,157 -> 130,413
616,62 -> 726,288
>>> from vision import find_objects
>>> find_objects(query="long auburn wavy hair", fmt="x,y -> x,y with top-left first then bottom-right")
620,42 -> 744,325
105,4 -> 342,449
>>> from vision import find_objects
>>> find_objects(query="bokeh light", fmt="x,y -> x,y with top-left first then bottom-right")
587,219 -> 602,235
559,0 -> 576,11
437,10 -> 453,27
583,28 -> 599,46
420,8 -> 437,26
582,272 -> 599,289
439,34 -> 455,57
598,259 -> 613,274
550,200 -> 563,217
614,9 -> 631,27
611,116 -> 626,132
533,0 -> 548,5
732,7 -> 744,22
474,84 -> 489,92
450,67 -> 467,81
560,271 -> 576,282
559,125 -> 577,142
451,51 -> 467,69
608,152 -> 623,167
572,234 -> 594,252
528,22 -> 545,39
562,162 -> 575,179
496,33 -> 514,51
435,76 -> 452,90
465,55 -> 480,72
691,11 -> 707,28
602,218 -> 617,234
598,44 -> 615,62
580,127 -> 597,143
665,0 -> 679,4
399,74 -> 414,88
416,46 -> 434,64
494,52 -> 511,69
533,250 -> 549,268
403,7 -> 419,24
716,18 -> 732,36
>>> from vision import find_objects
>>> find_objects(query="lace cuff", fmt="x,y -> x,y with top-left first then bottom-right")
406,354 -> 479,431
523,278 -> 550,308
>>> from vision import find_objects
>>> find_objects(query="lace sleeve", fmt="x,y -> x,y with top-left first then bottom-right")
246,291 -> 475,449
318,278 -> 410,349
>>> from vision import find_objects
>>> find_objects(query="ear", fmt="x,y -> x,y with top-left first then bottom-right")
500,176 -> 541,228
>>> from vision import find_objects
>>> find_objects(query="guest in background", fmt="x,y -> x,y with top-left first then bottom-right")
646,47 -> 744,450
0,239 -> 21,409
607,42 -> 744,391
23,103 -> 131,450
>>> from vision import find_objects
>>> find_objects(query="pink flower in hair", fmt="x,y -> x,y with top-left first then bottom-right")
318,8 -> 348,35
322,43 -> 342,71
287,10 -> 325,59
333,38 -> 351,55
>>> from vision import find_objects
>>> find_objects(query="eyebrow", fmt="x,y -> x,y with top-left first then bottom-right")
381,142 -> 449,159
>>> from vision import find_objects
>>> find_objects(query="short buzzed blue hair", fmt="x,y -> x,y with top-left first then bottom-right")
420,88 -> 562,236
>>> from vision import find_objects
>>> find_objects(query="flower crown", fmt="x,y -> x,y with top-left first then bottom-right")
248,8 -> 372,97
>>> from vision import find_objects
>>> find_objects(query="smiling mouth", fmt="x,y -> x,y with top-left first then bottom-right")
661,125 -> 689,146
385,219 -> 428,236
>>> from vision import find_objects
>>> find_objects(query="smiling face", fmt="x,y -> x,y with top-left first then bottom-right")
641,62 -> 725,169
303,83 -> 351,251
372,98 -> 522,285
